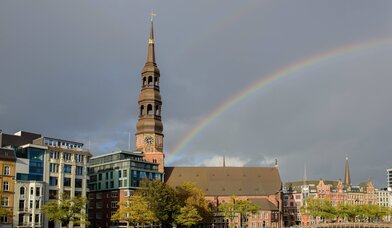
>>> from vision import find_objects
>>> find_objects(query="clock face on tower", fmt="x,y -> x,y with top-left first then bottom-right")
144,136 -> 154,145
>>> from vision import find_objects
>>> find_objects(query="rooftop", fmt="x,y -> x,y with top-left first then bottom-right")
165,166 -> 282,196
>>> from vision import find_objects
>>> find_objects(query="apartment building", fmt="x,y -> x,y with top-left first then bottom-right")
0,148 -> 16,228
88,150 -> 162,228
0,131 -> 91,228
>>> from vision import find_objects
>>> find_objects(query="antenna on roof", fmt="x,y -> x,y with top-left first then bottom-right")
274,159 -> 278,168
88,138 -> 91,151
223,155 -> 226,167
303,164 -> 307,185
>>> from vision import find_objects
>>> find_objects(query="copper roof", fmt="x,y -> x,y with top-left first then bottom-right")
164,167 -> 282,196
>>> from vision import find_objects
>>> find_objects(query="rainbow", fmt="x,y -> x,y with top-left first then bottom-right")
167,37 -> 392,163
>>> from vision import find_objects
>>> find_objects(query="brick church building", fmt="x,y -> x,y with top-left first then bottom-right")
89,18 -> 283,228
138,18 -> 284,227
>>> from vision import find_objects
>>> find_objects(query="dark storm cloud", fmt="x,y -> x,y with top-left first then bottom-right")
1,1 -> 392,187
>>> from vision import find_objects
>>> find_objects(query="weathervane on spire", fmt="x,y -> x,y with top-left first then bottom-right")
150,10 -> 157,22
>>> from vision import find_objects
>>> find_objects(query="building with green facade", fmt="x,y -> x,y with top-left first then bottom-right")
88,150 -> 162,228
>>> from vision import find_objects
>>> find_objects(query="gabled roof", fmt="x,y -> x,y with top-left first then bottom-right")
164,167 -> 282,196
249,198 -> 279,211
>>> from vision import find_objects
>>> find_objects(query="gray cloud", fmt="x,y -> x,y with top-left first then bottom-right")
1,1 -> 392,188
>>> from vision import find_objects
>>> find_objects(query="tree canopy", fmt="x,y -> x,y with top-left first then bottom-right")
175,205 -> 203,227
138,179 -> 180,226
301,197 -> 392,223
111,194 -> 158,227
41,193 -> 89,228
218,196 -> 260,228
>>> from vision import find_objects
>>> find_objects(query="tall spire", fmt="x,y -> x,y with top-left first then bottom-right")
344,156 -> 351,186
135,13 -> 164,173
145,11 -> 156,64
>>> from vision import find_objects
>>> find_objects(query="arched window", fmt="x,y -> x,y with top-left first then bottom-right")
142,77 -> 146,86
147,104 -> 153,115
20,187 -> 25,195
154,77 -> 159,86
155,105 -> 160,116
140,105 -> 144,116
148,76 -> 153,86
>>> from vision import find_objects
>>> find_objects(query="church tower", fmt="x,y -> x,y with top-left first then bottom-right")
135,17 -> 164,173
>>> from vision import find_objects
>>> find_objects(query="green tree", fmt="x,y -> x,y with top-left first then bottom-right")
175,205 -> 203,227
218,196 -> 259,228
301,198 -> 337,223
218,196 -> 237,228
41,193 -> 89,228
236,199 -> 259,228
176,182 -> 213,223
111,195 -> 157,228
337,204 -> 357,222
137,179 -> 180,227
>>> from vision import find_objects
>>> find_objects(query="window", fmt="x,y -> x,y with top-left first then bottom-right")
96,193 -> 102,199
111,201 -> 117,208
19,200 -> 24,210
96,202 -> 103,208
29,200 -> 33,209
0,216 -> 8,223
111,191 -> 118,197
30,187 -> 34,195
49,163 -> 58,173
110,181 -> 114,188
98,173 -> 102,180
20,187 -> 25,195
123,170 -> 127,177
3,182 -> 9,191
110,172 -> 113,179
49,190 -> 58,200
147,104 -> 153,115
36,187 -> 40,196
4,166 -> 10,175
35,200 -> 40,209
64,164 -> 72,173
75,154 -> 83,163
118,170 -> 121,178
1,197 -> 8,207
35,214 -> 39,223
64,177 -> 71,187
64,153 -> 71,160
49,177 -> 58,186
75,179 -> 83,188
76,166 -> 83,176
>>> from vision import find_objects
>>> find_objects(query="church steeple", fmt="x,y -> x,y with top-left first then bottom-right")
146,20 -> 155,64
135,14 -> 164,173
344,156 -> 351,186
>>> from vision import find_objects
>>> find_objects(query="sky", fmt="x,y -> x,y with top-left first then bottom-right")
1,1 -> 392,188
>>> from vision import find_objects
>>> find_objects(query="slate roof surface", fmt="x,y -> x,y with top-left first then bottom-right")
164,167 -> 282,196
249,198 -> 279,211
